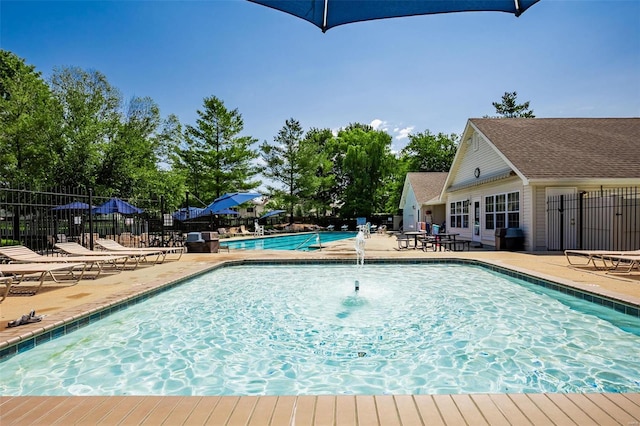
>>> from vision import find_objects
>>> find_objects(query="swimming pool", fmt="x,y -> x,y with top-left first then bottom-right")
222,231 -> 355,250
1,262 -> 639,396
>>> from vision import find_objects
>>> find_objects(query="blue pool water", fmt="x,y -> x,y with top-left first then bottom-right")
1,263 -> 639,396
222,231 -> 356,250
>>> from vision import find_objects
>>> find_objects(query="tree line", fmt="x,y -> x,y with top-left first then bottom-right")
0,50 -> 533,220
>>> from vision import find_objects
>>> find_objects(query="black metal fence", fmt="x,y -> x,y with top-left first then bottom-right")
547,187 -> 640,251
0,185 -> 318,253
0,185 -> 170,253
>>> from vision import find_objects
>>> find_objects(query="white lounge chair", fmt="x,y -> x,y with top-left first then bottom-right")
55,242 -> 152,269
564,249 -> 640,270
0,245 -> 127,278
0,262 -> 87,296
600,254 -> 640,274
96,239 -> 184,262
0,276 -> 13,302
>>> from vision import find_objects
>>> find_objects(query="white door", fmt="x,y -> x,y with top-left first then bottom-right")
472,198 -> 482,243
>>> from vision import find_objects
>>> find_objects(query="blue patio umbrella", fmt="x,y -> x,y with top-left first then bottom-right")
51,201 -> 93,211
248,0 -> 540,32
260,209 -> 286,219
212,208 -> 240,215
201,192 -> 262,215
93,197 -> 144,215
193,207 -> 240,218
172,207 -> 205,221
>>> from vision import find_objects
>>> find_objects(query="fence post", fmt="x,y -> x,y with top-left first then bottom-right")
559,195 -> 564,251
89,188 -> 94,250
578,191 -> 585,250
161,195 -> 165,245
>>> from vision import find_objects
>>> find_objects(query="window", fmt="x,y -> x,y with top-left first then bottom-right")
484,191 -> 520,230
246,207 -> 254,213
449,200 -> 469,229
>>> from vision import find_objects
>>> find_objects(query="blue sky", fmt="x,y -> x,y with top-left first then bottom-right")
2,0 -> 639,154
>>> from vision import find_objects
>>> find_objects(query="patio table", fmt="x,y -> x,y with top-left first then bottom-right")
432,233 -> 460,251
404,231 -> 427,249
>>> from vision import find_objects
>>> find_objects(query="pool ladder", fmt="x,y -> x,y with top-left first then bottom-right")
294,232 -> 322,251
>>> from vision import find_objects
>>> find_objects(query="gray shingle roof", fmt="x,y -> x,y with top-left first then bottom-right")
469,118 -> 640,179
406,172 -> 449,204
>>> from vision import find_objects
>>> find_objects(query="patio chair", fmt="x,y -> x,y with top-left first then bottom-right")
0,276 -> 13,302
95,238 -> 184,262
326,224 -> 335,231
600,254 -> 640,274
0,262 -> 87,296
564,249 -> 640,270
0,245 -> 127,278
55,242 -> 154,269
395,234 -> 411,250
341,224 -> 349,231
254,221 -> 265,237
239,225 -> 253,236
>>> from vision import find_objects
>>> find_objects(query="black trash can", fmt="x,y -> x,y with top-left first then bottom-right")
201,231 -> 220,253
505,228 -> 525,251
185,232 -> 204,253
494,228 -> 507,250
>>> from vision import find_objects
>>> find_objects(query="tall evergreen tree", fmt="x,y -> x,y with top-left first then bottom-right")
492,91 -> 535,118
260,118 -> 311,223
178,96 -> 260,202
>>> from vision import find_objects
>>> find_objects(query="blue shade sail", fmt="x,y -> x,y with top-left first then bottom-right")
248,0 -> 540,32
171,207 -> 205,221
260,209 -> 286,219
51,202 -> 93,211
93,198 -> 143,215
201,192 -> 262,215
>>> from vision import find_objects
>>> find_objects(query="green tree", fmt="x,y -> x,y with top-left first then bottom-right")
0,50 -> 62,185
400,130 -> 458,172
178,96 -> 260,202
492,91 -> 535,118
332,123 -> 395,218
49,66 -> 122,188
96,96 -> 164,198
301,128 -> 336,218
260,118 -> 315,223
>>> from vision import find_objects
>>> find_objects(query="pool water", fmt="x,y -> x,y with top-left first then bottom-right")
1,264 -> 639,396
222,231 -> 355,250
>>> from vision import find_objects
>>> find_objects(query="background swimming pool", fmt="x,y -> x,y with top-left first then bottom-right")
222,231 -> 356,250
1,264 -> 639,396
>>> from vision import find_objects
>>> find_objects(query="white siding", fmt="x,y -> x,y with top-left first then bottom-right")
449,132 -> 512,188
446,177 -> 524,247
403,187 -> 419,231
531,186 -> 548,251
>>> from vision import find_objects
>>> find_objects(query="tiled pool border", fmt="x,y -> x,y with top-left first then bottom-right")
1,257 -> 638,363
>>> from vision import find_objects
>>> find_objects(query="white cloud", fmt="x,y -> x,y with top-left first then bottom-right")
395,126 -> 414,140
368,119 -> 416,153
370,118 -> 387,131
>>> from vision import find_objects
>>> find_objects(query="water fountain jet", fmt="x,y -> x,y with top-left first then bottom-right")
354,230 -> 366,266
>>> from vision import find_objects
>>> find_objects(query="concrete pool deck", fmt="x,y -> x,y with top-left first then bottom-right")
1,232 -> 640,425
